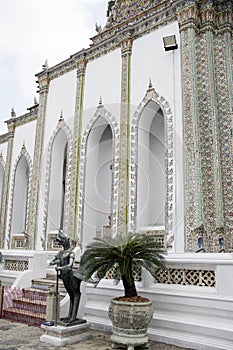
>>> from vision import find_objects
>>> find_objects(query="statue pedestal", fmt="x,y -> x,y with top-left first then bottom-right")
40,322 -> 91,346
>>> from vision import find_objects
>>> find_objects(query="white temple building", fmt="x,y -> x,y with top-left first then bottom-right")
0,1 -> 233,349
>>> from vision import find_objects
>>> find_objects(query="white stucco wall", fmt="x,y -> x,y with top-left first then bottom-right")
83,48 -> 121,131
35,22 -> 183,251
131,22 -> 184,252
11,120 -> 37,161
44,70 -> 76,148
131,22 -> 181,112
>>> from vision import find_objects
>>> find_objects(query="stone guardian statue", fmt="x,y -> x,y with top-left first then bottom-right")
49,230 -> 84,325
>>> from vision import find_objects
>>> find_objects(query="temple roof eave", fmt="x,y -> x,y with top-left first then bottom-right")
4,105 -> 39,128
35,0 -> 182,82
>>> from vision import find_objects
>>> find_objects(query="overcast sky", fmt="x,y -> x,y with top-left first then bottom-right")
0,0 -> 107,134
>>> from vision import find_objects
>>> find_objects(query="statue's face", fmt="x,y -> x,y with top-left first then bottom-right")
56,231 -> 69,247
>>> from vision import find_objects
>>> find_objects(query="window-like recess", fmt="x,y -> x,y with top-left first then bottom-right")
83,117 -> 113,246
47,129 -> 68,233
11,156 -> 29,235
137,101 -> 165,229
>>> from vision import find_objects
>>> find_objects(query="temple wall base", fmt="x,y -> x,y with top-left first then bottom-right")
83,254 -> 233,350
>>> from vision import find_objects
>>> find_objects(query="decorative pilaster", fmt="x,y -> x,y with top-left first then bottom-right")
197,3 -> 224,251
117,37 -> 133,234
27,75 -> 50,249
68,58 -> 86,240
179,0 -> 232,252
214,6 -> 233,251
0,119 -> 15,248
177,3 -> 203,250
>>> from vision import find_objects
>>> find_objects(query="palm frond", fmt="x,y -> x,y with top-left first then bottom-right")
78,232 -> 166,297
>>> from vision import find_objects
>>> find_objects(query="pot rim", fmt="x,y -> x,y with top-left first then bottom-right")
110,298 -> 152,306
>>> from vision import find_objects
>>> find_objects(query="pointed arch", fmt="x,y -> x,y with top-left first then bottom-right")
7,145 -> 32,248
130,87 -> 175,246
42,119 -> 73,250
78,106 -> 120,245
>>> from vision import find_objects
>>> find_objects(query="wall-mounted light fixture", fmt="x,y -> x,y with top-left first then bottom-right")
163,35 -> 178,51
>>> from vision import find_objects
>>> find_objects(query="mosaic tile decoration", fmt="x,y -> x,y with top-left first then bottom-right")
106,0 -> 163,27
0,154 -> 5,215
66,59 -> 87,239
178,1 -> 233,252
27,77 -> 49,249
214,29 -> 233,252
116,39 -> 132,234
139,228 -> 167,248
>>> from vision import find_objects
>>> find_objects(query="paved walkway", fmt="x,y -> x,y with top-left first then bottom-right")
0,318 -> 190,350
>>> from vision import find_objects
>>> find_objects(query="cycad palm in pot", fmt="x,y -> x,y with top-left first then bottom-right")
78,232 -> 166,350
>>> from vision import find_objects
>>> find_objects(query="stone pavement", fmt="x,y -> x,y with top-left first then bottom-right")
0,318 -> 190,350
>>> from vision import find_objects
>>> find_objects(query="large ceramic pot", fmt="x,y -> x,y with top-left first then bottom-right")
108,298 -> 153,350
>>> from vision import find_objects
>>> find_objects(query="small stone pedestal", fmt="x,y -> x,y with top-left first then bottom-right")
40,322 -> 91,346
111,333 -> 149,350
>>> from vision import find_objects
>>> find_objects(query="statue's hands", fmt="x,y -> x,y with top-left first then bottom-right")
56,265 -> 71,272
50,258 -> 60,266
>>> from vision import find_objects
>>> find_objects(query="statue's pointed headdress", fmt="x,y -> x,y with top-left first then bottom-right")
56,229 -> 69,243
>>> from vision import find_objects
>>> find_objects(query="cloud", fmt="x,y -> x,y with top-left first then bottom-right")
0,0 -> 106,133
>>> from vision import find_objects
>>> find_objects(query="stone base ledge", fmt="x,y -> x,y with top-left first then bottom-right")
40,322 -> 91,346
